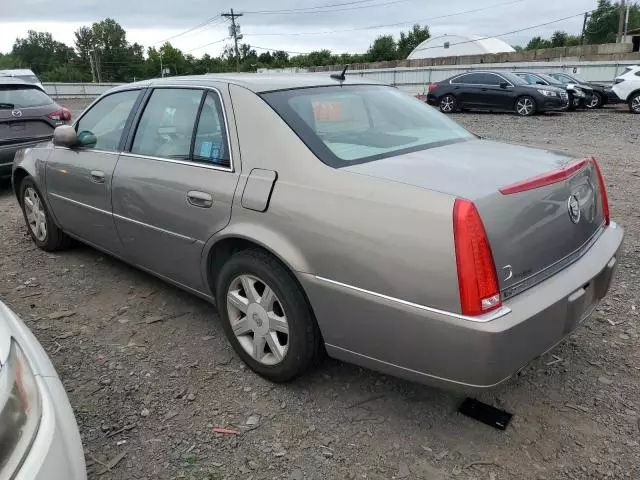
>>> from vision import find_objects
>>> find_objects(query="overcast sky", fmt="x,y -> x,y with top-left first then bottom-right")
1,0 -> 594,57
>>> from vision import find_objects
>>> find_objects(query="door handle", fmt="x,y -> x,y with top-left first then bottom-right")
187,190 -> 213,208
481,88 -> 488,91
90,170 -> 105,183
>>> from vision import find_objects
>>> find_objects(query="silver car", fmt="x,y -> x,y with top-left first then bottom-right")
0,301 -> 86,479
11,75 -> 623,391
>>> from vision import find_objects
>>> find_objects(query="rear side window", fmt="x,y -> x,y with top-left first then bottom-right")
262,85 -> 473,167
0,86 -> 52,108
192,92 -> 231,167
132,88 -> 202,160
76,89 -> 140,152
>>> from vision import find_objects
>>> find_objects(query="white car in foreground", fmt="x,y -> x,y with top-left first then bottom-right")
0,301 -> 86,480
612,65 -> 640,113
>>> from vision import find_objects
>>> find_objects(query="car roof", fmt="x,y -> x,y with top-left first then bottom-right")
108,73 -> 384,94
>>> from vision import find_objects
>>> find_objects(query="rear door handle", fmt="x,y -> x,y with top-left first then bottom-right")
187,190 -> 213,208
90,170 -> 105,183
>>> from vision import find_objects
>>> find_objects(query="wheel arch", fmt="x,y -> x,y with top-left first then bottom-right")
203,227 -> 312,299
628,88 -> 640,102
12,167 -> 30,202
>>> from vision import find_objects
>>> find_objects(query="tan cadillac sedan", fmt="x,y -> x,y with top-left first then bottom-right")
11,75 -> 623,391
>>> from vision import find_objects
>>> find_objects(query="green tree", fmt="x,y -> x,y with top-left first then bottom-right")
585,0 -> 640,44
12,30 -> 76,75
367,35 -> 397,62
525,36 -> 552,50
0,53 -> 18,69
550,31 -> 568,47
397,24 -> 430,59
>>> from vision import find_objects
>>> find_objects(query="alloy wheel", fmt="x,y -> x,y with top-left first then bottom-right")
632,95 -> 640,113
587,94 -> 600,108
516,98 -> 534,116
440,96 -> 455,113
226,275 -> 289,365
23,187 -> 47,242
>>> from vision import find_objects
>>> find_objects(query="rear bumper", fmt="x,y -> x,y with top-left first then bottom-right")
302,222 -> 623,391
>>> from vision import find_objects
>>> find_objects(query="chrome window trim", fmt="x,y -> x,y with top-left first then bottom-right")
53,146 -> 120,156
314,276 -> 512,323
129,85 -> 235,173
119,152 -> 233,173
449,72 -> 514,88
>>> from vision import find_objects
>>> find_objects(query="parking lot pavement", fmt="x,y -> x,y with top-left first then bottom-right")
1,107 -> 639,480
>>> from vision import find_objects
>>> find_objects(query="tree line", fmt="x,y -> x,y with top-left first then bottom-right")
0,0 -> 636,83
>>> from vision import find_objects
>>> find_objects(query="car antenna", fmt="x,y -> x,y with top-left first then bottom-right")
330,65 -> 349,82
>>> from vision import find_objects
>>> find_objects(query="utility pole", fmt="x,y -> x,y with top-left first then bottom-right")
581,11 -> 591,45
222,8 -> 243,72
88,51 -> 96,83
91,48 -> 102,83
617,0 -> 626,43
624,2 -> 631,40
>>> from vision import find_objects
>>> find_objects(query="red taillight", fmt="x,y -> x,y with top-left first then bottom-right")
592,157 -> 610,226
453,199 -> 502,316
428,82 -> 439,93
499,158 -> 589,195
48,107 -> 72,122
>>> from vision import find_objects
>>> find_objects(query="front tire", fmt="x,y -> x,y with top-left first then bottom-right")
515,96 -> 536,116
215,249 -> 322,382
439,94 -> 457,113
586,92 -> 602,109
629,93 -> 640,114
19,177 -> 70,251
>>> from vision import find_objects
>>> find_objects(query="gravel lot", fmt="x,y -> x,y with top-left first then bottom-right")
1,102 -> 639,480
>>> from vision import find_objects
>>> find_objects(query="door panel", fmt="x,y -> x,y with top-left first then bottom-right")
46,148 -> 122,253
112,87 -> 239,291
44,89 -> 143,253
112,157 -> 238,290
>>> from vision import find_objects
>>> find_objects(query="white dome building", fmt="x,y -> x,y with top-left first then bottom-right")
407,34 -> 515,60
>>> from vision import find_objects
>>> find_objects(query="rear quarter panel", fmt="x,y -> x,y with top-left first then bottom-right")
221,84 -> 460,313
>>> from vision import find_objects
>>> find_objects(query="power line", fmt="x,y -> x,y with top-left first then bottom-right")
186,38 -> 229,53
244,0 -> 377,14
243,0 -> 526,36
151,16 -> 224,46
249,10 -> 592,57
244,0 -> 411,15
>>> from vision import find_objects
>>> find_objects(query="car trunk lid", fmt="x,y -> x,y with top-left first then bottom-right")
344,139 -> 606,298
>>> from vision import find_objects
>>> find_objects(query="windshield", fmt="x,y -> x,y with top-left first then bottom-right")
0,86 -> 52,108
262,85 -> 473,167
537,73 -> 562,85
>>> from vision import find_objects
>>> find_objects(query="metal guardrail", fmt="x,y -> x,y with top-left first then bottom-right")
42,82 -> 123,99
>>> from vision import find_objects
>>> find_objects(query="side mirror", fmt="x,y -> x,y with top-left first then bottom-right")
499,82 -> 509,89
77,130 -> 97,148
52,125 -> 78,147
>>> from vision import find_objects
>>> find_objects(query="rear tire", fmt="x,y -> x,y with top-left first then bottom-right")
515,96 -> 536,116
215,249 -> 322,382
629,93 -> 640,114
439,94 -> 458,114
19,177 -> 70,251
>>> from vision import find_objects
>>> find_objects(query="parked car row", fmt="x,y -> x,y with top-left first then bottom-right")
427,68 -> 640,115
1,77 -> 71,180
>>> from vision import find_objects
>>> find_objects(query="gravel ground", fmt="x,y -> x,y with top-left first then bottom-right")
1,104 -> 639,480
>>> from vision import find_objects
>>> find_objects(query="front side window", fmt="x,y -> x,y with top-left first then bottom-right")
0,86 -> 52,108
76,89 -> 140,151
262,85 -> 473,167
192,92 -> 231,167
478,73 -> 504,86
131,88 -> 202,160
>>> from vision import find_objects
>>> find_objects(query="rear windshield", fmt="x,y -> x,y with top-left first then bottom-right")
15,75 -> 41,84
262,85 -> 473,167
0,86 -> 52,108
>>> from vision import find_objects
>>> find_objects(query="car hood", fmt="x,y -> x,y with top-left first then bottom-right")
343,138 -> 578,200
